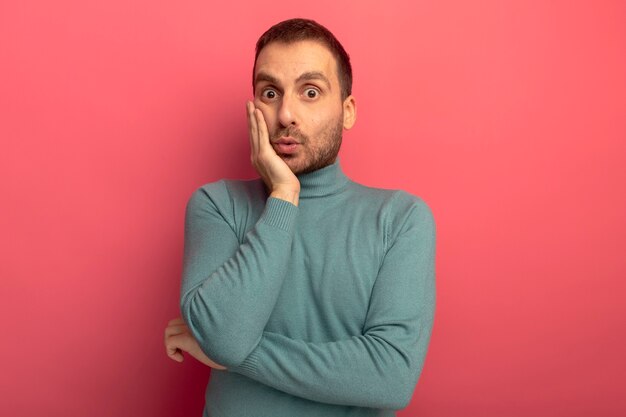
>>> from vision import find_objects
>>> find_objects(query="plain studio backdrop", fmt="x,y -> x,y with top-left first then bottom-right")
1,1 -> 624,416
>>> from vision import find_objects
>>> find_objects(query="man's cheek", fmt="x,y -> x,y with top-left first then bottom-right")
253,100 -> 270,120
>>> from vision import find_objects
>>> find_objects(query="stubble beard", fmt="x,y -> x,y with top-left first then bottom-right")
272,113 -> 344,176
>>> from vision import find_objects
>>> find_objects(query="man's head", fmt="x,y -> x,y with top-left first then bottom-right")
252,18 -> 357,175
253,18 -> 353,101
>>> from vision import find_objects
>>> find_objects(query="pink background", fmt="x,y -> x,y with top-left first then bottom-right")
1,1 -> 625,416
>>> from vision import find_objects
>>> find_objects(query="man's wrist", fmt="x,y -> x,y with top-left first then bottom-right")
270,189 -> 300,206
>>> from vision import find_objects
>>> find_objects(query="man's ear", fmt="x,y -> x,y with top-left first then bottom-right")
342,95 -> 357,129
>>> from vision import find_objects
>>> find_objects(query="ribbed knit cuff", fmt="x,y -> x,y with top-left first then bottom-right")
259,197 -> 298,233
231,344 -> 261,379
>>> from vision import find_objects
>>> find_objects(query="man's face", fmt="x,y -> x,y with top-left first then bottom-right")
253,40 -> 355,175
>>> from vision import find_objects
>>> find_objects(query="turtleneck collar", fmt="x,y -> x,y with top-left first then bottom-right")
296,157 -> 350,198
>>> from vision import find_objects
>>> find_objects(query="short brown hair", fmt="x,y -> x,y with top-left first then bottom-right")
253,18 -> 353,100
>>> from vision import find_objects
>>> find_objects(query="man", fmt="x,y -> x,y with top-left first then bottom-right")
164,18 -> 436,417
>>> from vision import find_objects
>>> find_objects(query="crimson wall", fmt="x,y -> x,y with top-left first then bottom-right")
1,1 -> 625,416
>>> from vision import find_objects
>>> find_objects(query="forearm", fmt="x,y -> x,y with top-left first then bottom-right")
230,325 -> 434,409
181,190 -> 298,368
181,101 -> 302,368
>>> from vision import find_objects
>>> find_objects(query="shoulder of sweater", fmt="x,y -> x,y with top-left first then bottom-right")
347,181 -> 435,233
386,190 -> 435,241
191,178 -> 264,202
347,181 -> 431,212
186,177 -> 265,217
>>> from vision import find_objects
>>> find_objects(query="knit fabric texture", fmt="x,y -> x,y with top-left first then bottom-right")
180,158 -> 436,417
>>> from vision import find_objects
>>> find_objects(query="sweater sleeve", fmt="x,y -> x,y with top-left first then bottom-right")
229,197 -> 436,410
180,182 -> 298,368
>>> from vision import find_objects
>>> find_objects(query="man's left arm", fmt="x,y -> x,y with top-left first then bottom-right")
228,197 -> 436,410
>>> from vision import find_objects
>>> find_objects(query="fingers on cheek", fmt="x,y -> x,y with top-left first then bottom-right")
249,112 -> 260,148
252,108 -> 259,130
258,111 -> 269,135
247,108 -> 257,136
259,111 -> 268,136
258,109 -> 270,133
253,110 -> 262,136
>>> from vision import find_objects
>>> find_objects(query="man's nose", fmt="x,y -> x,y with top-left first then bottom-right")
278,94 -> 297,128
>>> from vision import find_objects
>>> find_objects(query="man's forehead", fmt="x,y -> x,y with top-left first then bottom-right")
254,40 -> 338,84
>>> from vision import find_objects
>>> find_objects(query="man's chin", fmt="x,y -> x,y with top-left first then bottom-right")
280,154 -> 336,175
278,154 -> 301,171
285,161 -> 305,175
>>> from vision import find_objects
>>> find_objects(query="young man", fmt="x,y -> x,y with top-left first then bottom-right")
164,18 -> 436,417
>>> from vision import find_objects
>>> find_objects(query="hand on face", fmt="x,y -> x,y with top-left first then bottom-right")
247,101 -> 300,205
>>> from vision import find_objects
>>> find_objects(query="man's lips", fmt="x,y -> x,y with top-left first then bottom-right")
272,137 -> 300,154
273,136 -> 300,145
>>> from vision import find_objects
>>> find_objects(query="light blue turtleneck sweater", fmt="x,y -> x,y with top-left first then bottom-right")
180,158 -> 436,417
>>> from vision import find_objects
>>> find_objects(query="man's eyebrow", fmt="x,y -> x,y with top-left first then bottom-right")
296,71 -> 331,90
254,72 -> 281,87
254,71 -> 332,90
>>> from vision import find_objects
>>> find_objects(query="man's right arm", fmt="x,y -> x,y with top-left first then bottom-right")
180,185 -> 298,368
180,102 -> 300,368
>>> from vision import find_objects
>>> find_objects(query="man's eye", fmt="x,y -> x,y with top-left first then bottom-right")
262,89 -> 277,99
304,88 -> 318,99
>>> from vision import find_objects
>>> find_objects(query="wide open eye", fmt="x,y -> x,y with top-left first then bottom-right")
304,88 -> 319,99
262,89 -> 278,99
